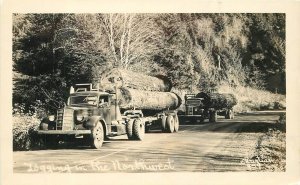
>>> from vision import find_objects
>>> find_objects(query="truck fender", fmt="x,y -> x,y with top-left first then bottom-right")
85,116 -> 107,135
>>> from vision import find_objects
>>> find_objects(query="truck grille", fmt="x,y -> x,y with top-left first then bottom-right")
187,107 -> 193,115
56,108 -> 74,131
56,109 -> 64,130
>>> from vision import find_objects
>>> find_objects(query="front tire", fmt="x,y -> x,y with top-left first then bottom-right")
91,122 -> 104,149
133,118 -> 145,140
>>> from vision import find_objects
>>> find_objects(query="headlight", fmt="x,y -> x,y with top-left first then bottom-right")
48,115 -> 55,121
76,114 -> 84,121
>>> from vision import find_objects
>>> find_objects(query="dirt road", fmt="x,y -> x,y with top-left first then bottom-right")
13,111 -> 284,173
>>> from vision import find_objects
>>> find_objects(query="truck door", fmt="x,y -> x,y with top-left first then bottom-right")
109,94 -> 122,122
98,95 -> 111,126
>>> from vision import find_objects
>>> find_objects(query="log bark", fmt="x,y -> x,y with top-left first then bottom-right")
196,92 -> 237,109
117,87 -> 180,110
100,68 -> 171,92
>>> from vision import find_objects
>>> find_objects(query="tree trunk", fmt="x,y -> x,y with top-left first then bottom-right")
117,87 -> 180,110
100,68 -> 172,92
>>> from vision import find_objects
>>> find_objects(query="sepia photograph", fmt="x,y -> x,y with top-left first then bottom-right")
1,1 -> 300,185
12,12 -> 286,173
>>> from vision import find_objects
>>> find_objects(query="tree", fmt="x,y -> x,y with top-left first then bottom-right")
242,13 -> 285,93
13,14 -> 68,112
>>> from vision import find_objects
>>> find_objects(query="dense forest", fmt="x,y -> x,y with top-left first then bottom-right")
12,13 -> 285,114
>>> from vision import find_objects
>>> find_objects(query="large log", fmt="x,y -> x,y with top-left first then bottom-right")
117,87 -> 181,110
100,68 -> 171,92
196,92 -> 237,109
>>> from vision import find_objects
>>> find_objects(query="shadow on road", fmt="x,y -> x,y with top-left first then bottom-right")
181,121 -> 285,133
178,111 -> 285,134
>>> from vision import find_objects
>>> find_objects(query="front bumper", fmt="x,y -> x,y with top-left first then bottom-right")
37,130 -> 91,135
179,115 -> 204,117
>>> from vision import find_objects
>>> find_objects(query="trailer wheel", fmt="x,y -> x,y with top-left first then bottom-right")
166,115 -> 175,133
133,118 -> 145,140
225,110 -> 230,119
174,115 -> 179,132
161,115 -> 167,132
225,109 -> 234,119
126,119 -> 134,140
91,122 -> 104,149
209,111 -> 217,123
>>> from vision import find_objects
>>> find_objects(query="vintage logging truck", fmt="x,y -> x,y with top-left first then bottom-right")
182,92 -> 237,123
37,69 -> 181,149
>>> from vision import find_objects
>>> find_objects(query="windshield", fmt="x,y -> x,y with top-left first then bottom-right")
186,99 -> 202,106
69,95 -> 98,106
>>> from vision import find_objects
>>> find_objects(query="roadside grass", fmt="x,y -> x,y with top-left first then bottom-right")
13,114 -> 41,151
218,85 -> 286,113
248,113 -> 286,171
254,130 -> 286,171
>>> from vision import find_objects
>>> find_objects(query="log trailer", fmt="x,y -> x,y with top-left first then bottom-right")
37,83 -> 180,149
183,92 -> 236,123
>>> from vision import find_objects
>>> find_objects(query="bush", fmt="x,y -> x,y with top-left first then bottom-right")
13,104 -> 43,151
218,84 -> 286,113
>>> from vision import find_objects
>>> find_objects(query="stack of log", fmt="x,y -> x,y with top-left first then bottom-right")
196,92 -> 237,109
100,68 -> 181,111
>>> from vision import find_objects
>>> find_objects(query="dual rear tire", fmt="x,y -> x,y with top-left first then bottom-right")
92,118 -> 145,149
163,114 -> 179,133
126,118 -> 145,140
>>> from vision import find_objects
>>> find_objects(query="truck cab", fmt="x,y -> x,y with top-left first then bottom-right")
37,83 -> 145,149
184,94 -> 206,123
183,92 -> 235,123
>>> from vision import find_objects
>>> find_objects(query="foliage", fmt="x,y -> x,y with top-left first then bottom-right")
13,104 -> 42,151
13,13 -> 286,115
218,84 -> 286,113
251,116 -> 286,172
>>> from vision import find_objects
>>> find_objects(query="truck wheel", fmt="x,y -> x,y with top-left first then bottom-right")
209,111 -> 217,123
91,122 -> 104,149
225,110 -> 229,119
174,115 -> 179,132
161,115 -> 167,132
133,118 -> 145,140
166,115 -> 175,133
126,119 -> 134,140
229,109 -> 234,119
225,109 -> 234,119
